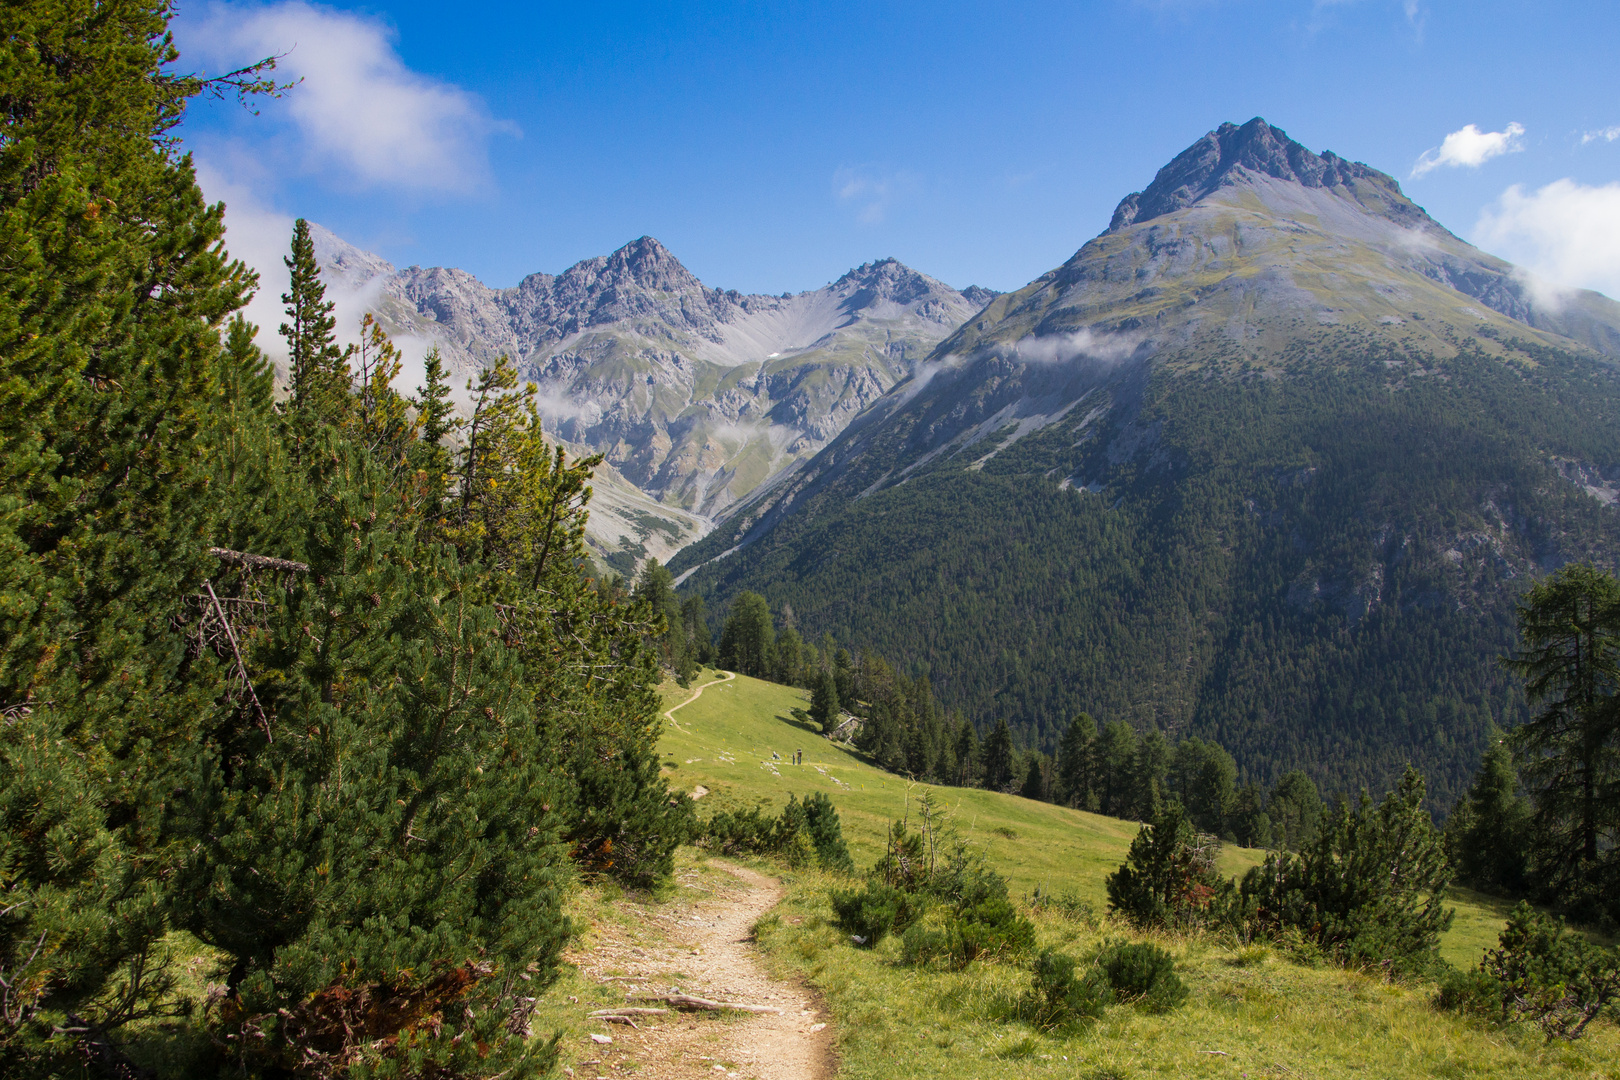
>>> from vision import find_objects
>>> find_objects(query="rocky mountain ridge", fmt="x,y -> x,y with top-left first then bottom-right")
308,228 -> 995,569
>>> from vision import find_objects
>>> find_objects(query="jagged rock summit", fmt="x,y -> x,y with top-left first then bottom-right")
1109,117 -> 1420,231
307,227 -> 994,568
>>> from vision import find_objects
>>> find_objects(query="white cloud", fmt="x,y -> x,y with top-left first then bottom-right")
833,166 -> 916,225
1581,126 -> 1620,145
1013,329 -> 1142,366
197,161 -> 450,398
1474,178 -> 1620,303
183,2 -> 513,194
1411,122 -> 1525,178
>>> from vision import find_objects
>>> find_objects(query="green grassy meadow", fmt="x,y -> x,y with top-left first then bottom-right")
658,670 -> 1620,1080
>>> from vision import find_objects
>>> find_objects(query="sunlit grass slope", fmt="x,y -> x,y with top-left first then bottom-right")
657,671 -> 1543,969
659,672 -> 1620,1080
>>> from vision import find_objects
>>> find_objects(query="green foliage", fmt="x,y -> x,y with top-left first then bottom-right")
1020,948 -> 1114,1030
983,718 -> 1015,792
0,5 -> 687,1071
1502,563 -> 1620,924
1439,901 -> 1620,1040
1445,737 -> 1533,896
1105,799 -> 1226,930
696,793 -> 850,873
800,791 -> 855,873
810,666 -> 840,730
1095,942 -> 1189,1013
830,881 -> 922,947
719,591 -> 775,677
1238,767 -> 1453,976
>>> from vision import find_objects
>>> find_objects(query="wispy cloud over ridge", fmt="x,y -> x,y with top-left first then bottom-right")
1475,178 -> 1620,304
1411,122 -> 1524,178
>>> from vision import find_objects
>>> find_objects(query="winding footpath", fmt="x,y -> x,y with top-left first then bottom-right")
663,670 -> 735,729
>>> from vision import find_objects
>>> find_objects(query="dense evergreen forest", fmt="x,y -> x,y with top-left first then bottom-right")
675,334 -> 1620,809
0,7 -> 686,1075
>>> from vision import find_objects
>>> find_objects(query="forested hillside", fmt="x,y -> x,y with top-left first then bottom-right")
676,333 -> 1620,807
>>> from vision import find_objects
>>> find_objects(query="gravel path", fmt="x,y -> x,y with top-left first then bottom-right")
570,861 -> 834,1080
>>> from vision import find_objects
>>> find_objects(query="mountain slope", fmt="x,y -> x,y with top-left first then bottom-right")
670,118 -> 1620,806
310,228 -> 992,522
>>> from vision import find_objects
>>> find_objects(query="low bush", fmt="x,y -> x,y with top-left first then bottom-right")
1437,901 -> 1620,1041
1096,942 -> 1189,1013
696,793 -> 853,872
1021,948 -> 1113,1030
829,881 -> 926,947
1105,799 -> 1226,931
1236,767 -> 1453,977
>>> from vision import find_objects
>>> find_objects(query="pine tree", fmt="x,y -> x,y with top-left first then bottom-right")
811,667 -> 841,731
1170,737 -> 1236,835
1020,754 -> 1049,801
719,591 -> 775,676
1267,769 -> 1323,851
1106,799 -> 1224,929
1227,781 -> 1272,848
1238,767 -> 1454,975
983,718 -> 1015,792
1096,720 -> 1139,817
412,344 -> 462,510
1502,563 -> 1620,918
280,217 -> 350,420
1128,730 -> 1170,821
773,626 -> 803,686
1056,712 -> 1097,809
954,717 -> 980,787
0,5 -> 280,1069
1446,737 -> 1532,896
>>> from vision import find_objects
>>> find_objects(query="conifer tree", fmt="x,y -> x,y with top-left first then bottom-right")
0,4 -> 280,1068
1128,730 -> 1170,821
280,217 -> 350,420
811,667 -> 841,730
719,591 -> 775,676
1096,720 -> 1139,817
1503,563 -> 1620,919
954,717 -> 979,786
1267,769 -> 1323,850
983,718 -> 1015,791
773,626 -> 803,686
1056,712 -> 1098,809
1106,799 -> 1224,929
1020,754 -> 1049,801
412,344 -> 461,507
1446,738 -> 1533,896
1238,767 -> 1453,975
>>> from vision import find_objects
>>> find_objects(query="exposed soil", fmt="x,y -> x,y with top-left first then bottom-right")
565,861 -> 834,1080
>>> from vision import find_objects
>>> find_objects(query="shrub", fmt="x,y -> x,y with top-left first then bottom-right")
829,881 -> 926,947
1105,799 -> 1226,930
1236,767 -> 1453,977
1097,943 -> 1189,1013
1021,949 -> 1113,1030
949,897 -> 1037,964
1026,885 -> 1095,922
697,793 -> 853,872
801,791 -> 854,873
1438,901 -> 1620,1040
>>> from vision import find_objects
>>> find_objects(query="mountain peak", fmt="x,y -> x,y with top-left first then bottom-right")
1108,117 -> 1403,231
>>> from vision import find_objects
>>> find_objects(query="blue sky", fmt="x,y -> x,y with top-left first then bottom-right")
176,0 -> 1620,313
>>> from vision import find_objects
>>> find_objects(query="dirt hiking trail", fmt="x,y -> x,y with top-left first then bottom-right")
566,861 -> 834,1080
664,671 -> 734,730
